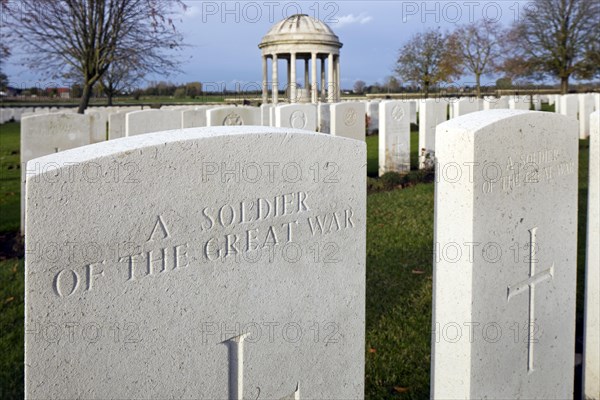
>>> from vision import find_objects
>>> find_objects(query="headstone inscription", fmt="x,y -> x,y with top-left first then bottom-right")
432,110 -> 578,399
24,126 -> 366,399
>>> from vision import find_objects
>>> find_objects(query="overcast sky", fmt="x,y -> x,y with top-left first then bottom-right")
4,1 -> 528,90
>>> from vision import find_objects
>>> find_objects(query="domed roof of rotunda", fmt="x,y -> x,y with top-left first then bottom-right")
259,14 -> 342,49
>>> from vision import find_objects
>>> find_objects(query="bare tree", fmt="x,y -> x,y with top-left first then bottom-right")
395,28 -> 459,98
353,80 -> 366,94
504,0 -> 599,94
447,20 -> 503,98
4,0 -> 186,112
0,0 -> 10,87
383,76 -> 401,93
101,61 -> 145,106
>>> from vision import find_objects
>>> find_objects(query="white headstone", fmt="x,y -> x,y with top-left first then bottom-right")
554,95 -> 561,113
25,126 -> 366,399
20,113 -> 93,230
452,98 -> 481,118
378,101 -> 411,176
532,95 -> 542,111
483,96 -> 510,110
330,102 -> 365,141
408,100 -> 417,124
318,103 -> 330,134
508,96 -> 531,110
275,104 -> 317,131
206,107 -> 260,126
418,99 -> 446,168
182,106 -> 211,129
260,104 -> 273,126
126,110 -> 183,136
366,101 -> 379,134
108,112 -> 127,140
583,111 -> 600,400
578,94 -> 594,139
432,110 -> 578,399
86,111 -> 108,143
559,95 -> 579,137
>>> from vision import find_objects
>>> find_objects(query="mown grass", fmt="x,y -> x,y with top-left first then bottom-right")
0,110 -> 591,398
0,122 -> 21,233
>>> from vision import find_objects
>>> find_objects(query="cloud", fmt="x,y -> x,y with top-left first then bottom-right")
332,13 -> 373,28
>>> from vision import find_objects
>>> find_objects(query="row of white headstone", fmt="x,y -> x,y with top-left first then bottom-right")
22,108 -> 599,399
16,94 -> 600,233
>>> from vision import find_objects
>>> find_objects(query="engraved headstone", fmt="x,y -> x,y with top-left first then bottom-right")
330,102 -> 365,141
206,107 -> 260,127
25,126 -> 366,399
126,110 -> 182,136
583,110 -> 600,400
275,104 -> 317,131
432,110 -> 578,399
378,101 -> 410,175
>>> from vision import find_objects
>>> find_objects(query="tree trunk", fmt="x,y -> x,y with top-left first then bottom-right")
77,83 -> 93,114
475,73 -> 481,98
107,92 -> 113,106
424,82 -> 430,99
560,76 -> 569,94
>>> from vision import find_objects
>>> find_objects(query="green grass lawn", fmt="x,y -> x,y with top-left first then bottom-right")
0,114 -> 591,399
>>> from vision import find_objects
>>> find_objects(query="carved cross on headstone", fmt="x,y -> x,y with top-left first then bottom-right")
223,334 -> 300,400
507,227 -> 555,372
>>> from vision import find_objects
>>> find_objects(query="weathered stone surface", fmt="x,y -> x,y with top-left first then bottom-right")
25,126 -> 366,399
432,110 -> 578,399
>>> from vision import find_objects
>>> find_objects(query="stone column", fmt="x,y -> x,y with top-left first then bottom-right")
321,58 -> 326,101
290,53 -> 297,103
328,53 -> 335,103
336,56 -> 341,102
311,52 -> 318,104
262,55 -> 268,104
272,54 -> 278,105
304,59 -> 309,92
286,57 -> 291,101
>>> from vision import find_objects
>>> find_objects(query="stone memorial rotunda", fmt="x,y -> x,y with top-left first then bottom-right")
259,14 -> 343,104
